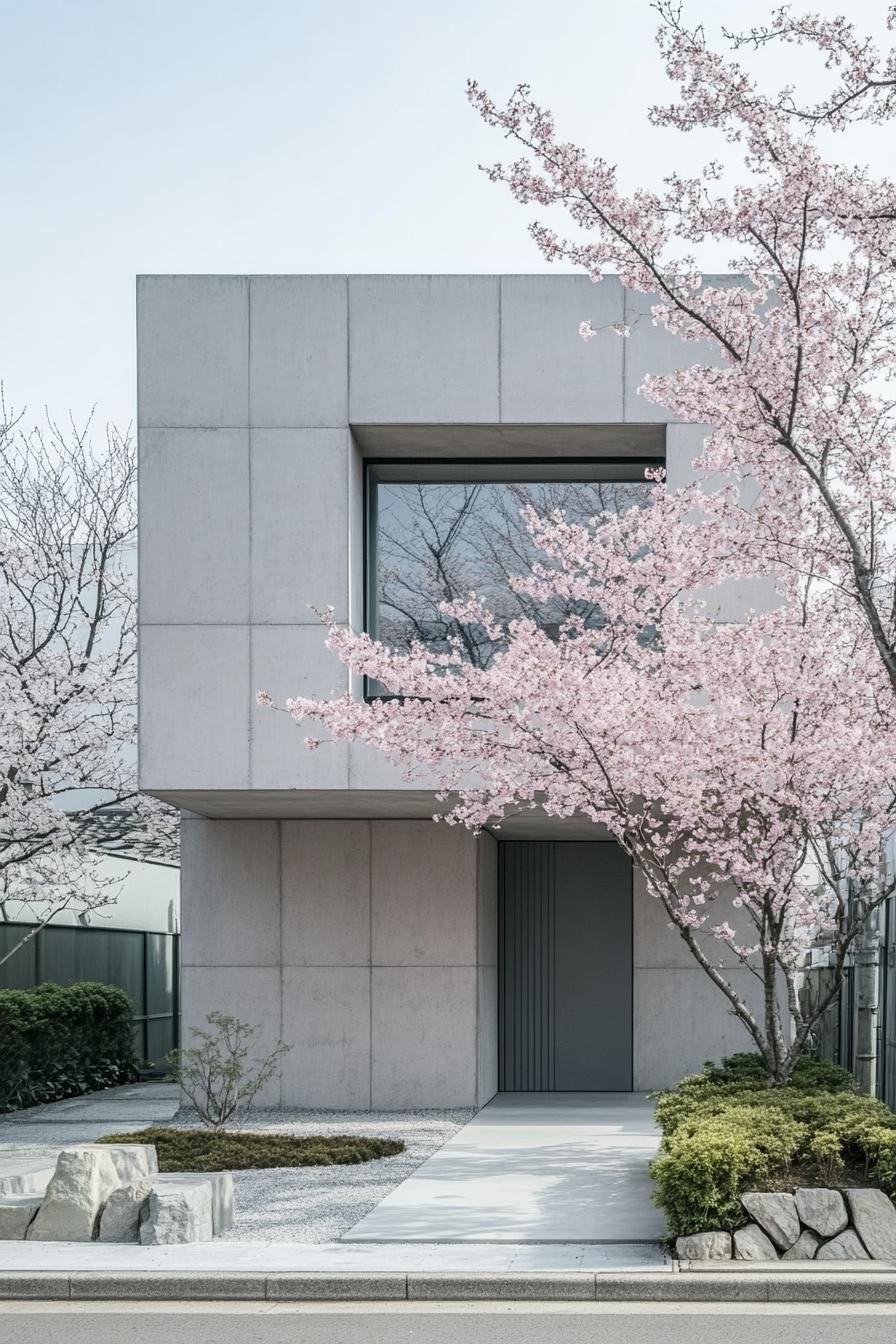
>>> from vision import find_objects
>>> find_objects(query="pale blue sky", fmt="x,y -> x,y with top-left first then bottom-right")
1,0 -> 890,427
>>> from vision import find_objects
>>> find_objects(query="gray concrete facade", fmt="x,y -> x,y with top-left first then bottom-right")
179,819 -> 497,1107
137,274 -> 769,1106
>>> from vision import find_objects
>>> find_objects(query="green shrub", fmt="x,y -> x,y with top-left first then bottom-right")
652,1104 -> 808,1235
651,1053 -> 896,1238
0,981 -> 138,1112
97,1126 -> 405,1172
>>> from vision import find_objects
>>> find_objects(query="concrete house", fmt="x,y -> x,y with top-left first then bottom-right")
137,273 -> 766,1109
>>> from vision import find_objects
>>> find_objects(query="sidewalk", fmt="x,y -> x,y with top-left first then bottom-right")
0,1240 -> 666,1273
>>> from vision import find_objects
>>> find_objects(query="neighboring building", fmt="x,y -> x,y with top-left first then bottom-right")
0,808 -> 179,937
0,810 -> 180,1067
68,809 -> 180,935
136,274 -> 774,1108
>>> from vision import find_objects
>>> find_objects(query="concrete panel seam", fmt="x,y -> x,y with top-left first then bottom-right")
368,818 -> 373,1109
497,276 -> 503,422
622,285 -> 629,421
278,819 -> 284,1107
138,620 -> 354,628
136,423 -> 255,431
367,963 -> 480,969
280,960 -> 381,968
248,278 -> 255,642
138,621 -> 253,629
345,275 -> 352,443
138,422 -> 359,431
180,962 -> 290,969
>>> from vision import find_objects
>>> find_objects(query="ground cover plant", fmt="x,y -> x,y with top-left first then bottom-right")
651,1053 -> 896,1238
97,1126 -> 405,1173
0,981 -> 138,1112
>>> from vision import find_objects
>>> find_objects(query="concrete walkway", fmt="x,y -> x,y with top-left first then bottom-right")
0,1081 -> 179,1189
344,1093 -> 667,1244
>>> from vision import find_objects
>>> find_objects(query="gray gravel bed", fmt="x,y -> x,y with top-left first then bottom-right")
168,1105 -> 475,1243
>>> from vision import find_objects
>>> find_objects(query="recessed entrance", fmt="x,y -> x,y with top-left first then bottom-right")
498,841 -> 633,1091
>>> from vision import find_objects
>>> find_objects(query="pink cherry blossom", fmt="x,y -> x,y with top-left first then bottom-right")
268,6 -> 896,1086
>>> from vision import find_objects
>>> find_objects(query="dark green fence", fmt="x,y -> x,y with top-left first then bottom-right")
803,894 -> 896,1107
0,922 -> 179,1072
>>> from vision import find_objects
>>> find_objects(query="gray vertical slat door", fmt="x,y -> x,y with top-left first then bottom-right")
499,841 -> 632,1092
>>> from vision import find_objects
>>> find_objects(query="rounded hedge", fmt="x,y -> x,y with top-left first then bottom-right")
98,1126 -> 406,1172
0,981 -> 138,1112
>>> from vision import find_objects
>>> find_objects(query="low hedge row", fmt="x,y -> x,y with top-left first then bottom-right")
0,981 -> 139,1112
651,1053 -> 896,1238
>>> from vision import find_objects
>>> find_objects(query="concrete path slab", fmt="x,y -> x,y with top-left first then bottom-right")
344,1093 -> 667,1244
0,1081 -> 179,1173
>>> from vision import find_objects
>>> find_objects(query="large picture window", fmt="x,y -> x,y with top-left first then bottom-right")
366,459 -> 659,673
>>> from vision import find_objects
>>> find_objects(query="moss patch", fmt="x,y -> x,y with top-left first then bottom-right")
98,1126 -> 405,1172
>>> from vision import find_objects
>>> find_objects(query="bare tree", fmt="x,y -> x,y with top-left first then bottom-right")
0,393 -> 176,968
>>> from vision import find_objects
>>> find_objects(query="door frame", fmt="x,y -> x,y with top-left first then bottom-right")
496,838 -> 634,1092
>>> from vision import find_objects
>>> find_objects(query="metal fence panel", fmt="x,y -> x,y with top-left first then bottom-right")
0,923 -> 179,1072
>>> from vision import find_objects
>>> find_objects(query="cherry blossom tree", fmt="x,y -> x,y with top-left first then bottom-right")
264,4 -> 896,1084
467,2 -> 896,699
0,396 -> 176,968
270,490 -> 896,1086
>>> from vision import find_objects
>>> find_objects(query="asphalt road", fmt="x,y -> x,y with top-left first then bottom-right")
2,1302 -> 896,1344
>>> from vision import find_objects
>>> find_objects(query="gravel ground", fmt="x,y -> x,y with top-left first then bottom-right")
167,1105 -> 475,1243
0,1084 -> 474,1243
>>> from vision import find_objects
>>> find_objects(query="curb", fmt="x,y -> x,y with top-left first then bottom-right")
3,1270 -> 896,1303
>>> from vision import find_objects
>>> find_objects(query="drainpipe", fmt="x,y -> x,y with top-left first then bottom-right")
854,886 -> 880,1097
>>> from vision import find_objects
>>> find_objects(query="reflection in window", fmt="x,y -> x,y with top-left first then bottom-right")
367,462 -> 658,670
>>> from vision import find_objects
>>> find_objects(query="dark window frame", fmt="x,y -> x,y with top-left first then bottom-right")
363,456 -> 663,700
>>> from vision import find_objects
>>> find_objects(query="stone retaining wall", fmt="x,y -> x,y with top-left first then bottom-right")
677,1187 -> 896,1261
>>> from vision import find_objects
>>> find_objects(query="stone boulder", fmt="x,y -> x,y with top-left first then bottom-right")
153,1171 -> 234,1234
846,1188 -> 896,1261
734,1223 -> 780,1260
781,1229 -> 820,1260
675,1231 -> 732,1261
27,1148 -> 119,1242
0,1196 -> 42,1240
793,1188 -> 848,1239
0,1162 -> 55,1198
816,1229 -> 869,1260
740,1192 -> 800,1250
98,1180 -> 152,1243
139,1183 -> 213,1245
85,1144 -> 158,1184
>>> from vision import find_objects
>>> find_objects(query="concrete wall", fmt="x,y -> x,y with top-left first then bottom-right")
179,813 -> 764,1100
140,273 -> 778,1101
632,866 -> 769,1089
179,816 -> 498,1108
137,273 -> 749,800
